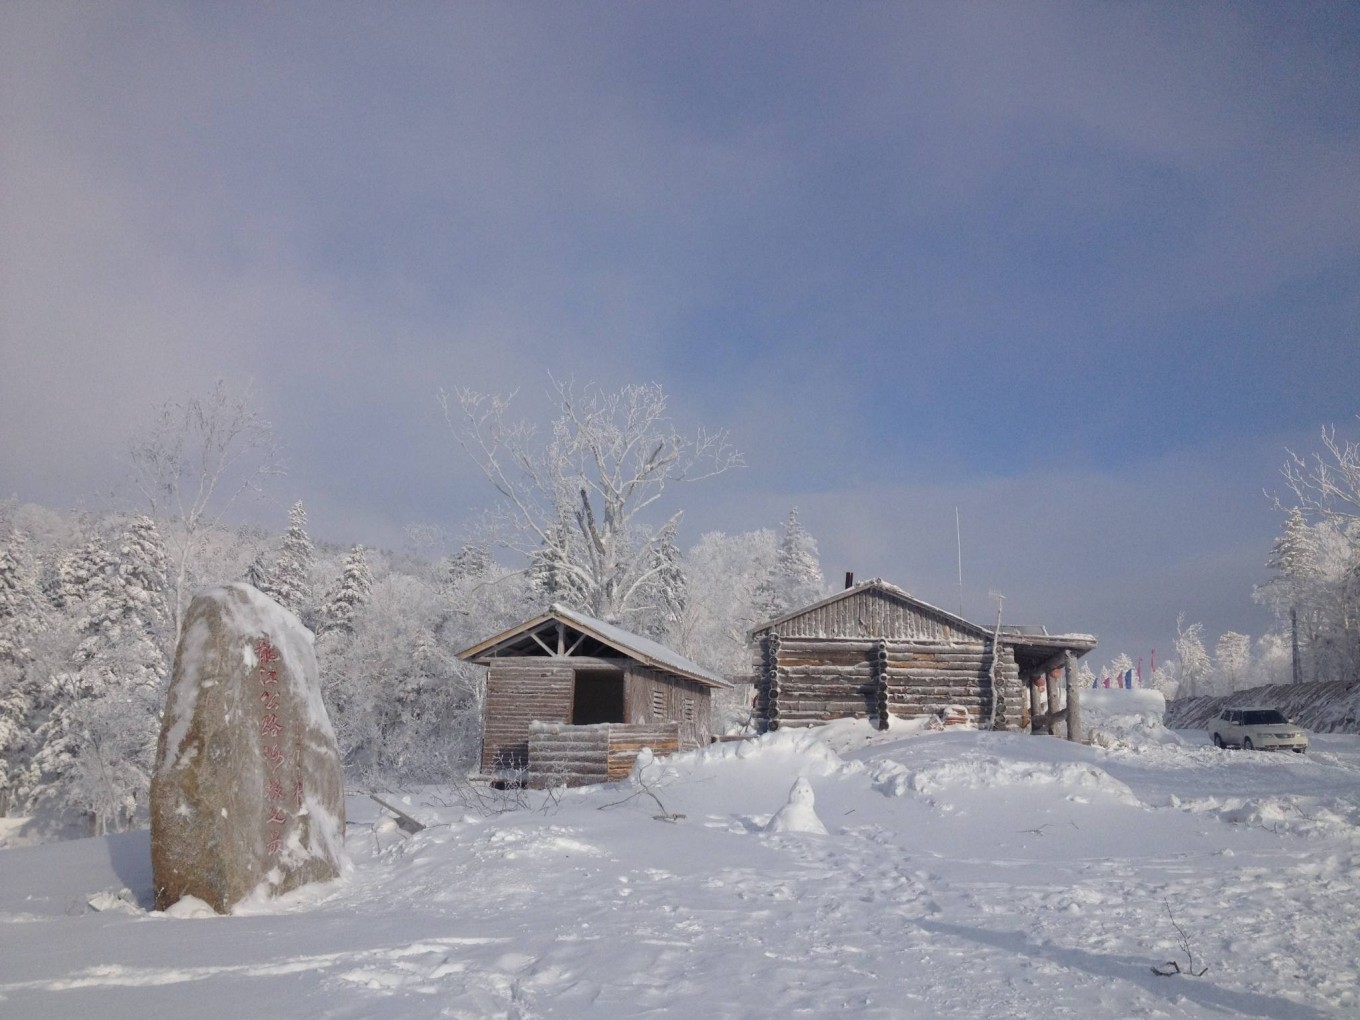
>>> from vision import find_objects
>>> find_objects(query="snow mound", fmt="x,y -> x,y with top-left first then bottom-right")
765,777 -> 828,835
159,895 -> 219,919
873,753 -> 1140,806
1173,794 -> 1360,841
690,726 -> 846,777
1083,688 -> 1182,751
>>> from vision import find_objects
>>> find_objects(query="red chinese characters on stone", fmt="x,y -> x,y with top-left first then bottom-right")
255,639 -> 280,668
252,635 -> 302,862
255,639 -> 280,687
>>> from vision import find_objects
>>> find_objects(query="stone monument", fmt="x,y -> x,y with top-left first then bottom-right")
150,583 -> 345,913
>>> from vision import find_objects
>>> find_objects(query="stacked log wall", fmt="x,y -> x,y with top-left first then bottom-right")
751,637 -> 1023,730
526,722 -> 682,787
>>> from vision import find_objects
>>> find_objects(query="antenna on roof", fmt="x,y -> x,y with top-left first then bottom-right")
988,590 -> 1005,627
955,507 -> 964,616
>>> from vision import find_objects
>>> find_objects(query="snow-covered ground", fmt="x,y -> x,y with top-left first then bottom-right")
3,691 -> 1359,1018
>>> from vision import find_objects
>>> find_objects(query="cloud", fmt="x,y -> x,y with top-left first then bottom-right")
1,3 -> 1355,663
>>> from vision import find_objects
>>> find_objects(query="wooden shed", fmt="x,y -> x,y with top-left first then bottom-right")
748,579 -> 1096,738
457,604 -> 731,787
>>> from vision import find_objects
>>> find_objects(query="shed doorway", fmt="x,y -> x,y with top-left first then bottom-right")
571,668 -> 625,725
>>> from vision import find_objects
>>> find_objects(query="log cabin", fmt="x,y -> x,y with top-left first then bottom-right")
748,578 -> 1096,739
457,604 -> 730,786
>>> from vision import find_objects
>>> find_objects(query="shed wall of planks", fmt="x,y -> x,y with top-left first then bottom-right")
480,659 -> 716,776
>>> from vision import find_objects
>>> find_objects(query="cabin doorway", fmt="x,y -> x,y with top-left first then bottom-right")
571,668 -> 625,725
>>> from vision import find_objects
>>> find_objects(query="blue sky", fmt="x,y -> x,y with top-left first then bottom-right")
2,3 -> 1358,665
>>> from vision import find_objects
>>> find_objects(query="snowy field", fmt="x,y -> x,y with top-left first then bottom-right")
2,692 -> 1359,1018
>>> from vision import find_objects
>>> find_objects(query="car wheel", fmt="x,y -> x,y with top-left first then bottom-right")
1212,734 -> 1224,748
1243,737 -> 1254,751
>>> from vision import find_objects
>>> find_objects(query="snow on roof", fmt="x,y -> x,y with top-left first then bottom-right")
749,577 -> 1096,652
748,577 -> 991,640
458,604 -> 731,689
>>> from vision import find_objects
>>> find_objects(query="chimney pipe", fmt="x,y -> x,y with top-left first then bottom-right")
844,571 -> 854,589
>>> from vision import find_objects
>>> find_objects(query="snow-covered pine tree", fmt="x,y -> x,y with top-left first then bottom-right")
1258,507 -> 1320,683
751,510 -> 826,623
528,520 -> 589,611
0,531 -> 47,815
774,509 -> 825,612
26,516 -> 171,833
0,531 -> 44,671
633,520 -> 686,643
55,536 -> 116,610
264,501 -> 314,619
317,546 -> 373,638
243,550 -> 272,592
447,543 -> 492,585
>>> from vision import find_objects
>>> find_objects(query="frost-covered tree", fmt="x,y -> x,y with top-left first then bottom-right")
26,516 -> 170,833
1257,510 -> 1359,685
752,510 -> 827,623
317,546 -> 373,638
1266,418 -> 1360,684
320,571 -> 493,784
130,380 -> 279,636
528,519 -> 590,609
56,536 -> 117,609
243,551 -> 272,591
773,509 -> 825,613
1258,507 -> 1320,683
0,531 -> 48,815
1211,632 -> 1252,694
1252,632 -> 1292,688
675,528 -> 779,676
447,543 -> 493,585
1147,662 -> 1177,698
1074,659 -> 1096,689
1282,417 -> 1360,526
1172,615 -> 1211,700
446,380 -> 740,628
263,501 -> 314,619
631,520 -> 687,644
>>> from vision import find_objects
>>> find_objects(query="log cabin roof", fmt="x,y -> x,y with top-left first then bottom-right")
457,604 -> 731,689
749,578 -> 1097,664
748,578 -> 990,641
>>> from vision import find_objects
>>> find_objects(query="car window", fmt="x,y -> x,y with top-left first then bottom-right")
1227,710 -> 1239,723
1242,710 -> 1287,726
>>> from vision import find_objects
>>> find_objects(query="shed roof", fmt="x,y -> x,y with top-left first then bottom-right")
457,604 -> 731,689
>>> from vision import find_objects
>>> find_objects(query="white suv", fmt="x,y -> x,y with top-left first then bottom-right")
1209,707 -> 1308,753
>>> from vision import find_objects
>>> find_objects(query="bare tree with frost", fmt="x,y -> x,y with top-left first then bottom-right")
1282,418 -> 1360,525
129,381 -> 280,637
443,380 -> 740,627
